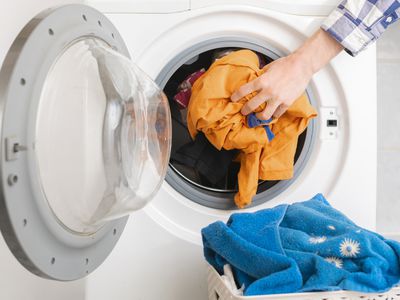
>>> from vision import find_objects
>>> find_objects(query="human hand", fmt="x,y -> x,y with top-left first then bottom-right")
231,53 -> 313,120
231,29 -> 344,120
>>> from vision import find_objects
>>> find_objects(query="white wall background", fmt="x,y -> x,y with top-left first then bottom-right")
376,21 -> 400,234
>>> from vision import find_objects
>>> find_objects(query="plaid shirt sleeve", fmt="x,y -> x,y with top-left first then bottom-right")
321,0 -> 400,56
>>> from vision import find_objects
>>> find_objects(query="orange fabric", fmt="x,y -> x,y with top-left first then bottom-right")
187,50 -> 317,208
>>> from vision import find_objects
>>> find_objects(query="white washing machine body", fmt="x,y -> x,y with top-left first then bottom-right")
82,1 -> 377,300
0,1 -> 377,300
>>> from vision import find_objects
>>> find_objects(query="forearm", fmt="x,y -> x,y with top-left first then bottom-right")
292,29 -> 344,76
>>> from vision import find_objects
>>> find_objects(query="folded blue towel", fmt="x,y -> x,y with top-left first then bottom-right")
202,194 -> 400,296
247,113 -> 275,141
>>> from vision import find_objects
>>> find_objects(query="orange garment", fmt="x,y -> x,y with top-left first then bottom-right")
187,50 -> 317,208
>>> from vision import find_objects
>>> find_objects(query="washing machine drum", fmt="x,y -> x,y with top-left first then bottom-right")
0,5 -> 171,280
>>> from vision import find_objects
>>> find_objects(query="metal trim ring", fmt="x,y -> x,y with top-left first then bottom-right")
0,5 -> 129,280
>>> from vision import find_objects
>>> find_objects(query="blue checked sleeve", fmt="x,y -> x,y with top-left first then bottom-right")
321,0 -> 400,56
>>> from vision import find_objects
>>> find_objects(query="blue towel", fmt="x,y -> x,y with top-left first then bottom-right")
202,194 -> 400,296
247,113 -> 275,141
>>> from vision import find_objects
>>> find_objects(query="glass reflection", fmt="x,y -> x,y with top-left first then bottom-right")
35,38 -> 171,234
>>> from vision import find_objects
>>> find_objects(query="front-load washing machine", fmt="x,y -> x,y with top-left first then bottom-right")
0,1 -> 377,299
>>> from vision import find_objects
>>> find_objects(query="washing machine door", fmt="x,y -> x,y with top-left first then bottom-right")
0,4 -> 172,280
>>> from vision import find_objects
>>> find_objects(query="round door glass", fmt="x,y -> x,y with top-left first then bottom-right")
35,38 -> 171,234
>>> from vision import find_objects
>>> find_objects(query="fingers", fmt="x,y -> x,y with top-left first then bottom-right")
256,100 -> 280,120
241,92 -> 269,115
231,77 -> 289,119
231,80 -> 259,102
272,104 -> 289,118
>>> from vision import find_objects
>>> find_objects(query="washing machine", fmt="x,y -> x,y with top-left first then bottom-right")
0,1 -> 377,299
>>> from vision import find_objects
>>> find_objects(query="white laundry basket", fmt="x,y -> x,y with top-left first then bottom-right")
206,263 -> 400,300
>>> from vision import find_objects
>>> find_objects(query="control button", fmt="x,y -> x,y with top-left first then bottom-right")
320,107 -> 339,140
327,119 -> 338,127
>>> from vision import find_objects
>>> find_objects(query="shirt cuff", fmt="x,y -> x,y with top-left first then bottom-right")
321,7 -> 377,56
